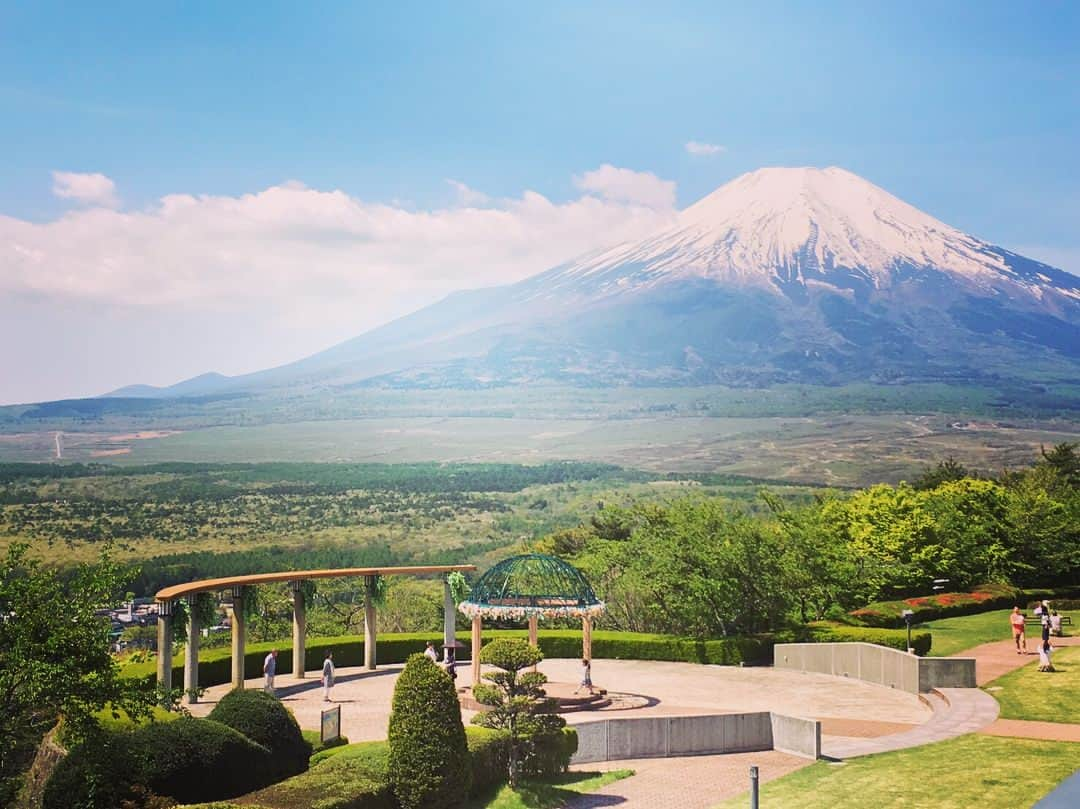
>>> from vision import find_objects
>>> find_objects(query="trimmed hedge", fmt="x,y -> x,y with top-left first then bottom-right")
388,654 -> 471,809
801,622 -> 933,656
207,689 -> 312,780
214,728 -> 522,809
124,625 -> 929,692
44,717 -> 274,809
849,583 -> 1019,628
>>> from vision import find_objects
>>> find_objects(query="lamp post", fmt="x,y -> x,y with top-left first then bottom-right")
902,609 -> 914,654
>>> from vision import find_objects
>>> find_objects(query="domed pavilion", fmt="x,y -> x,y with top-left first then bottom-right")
459,553 -> 605,685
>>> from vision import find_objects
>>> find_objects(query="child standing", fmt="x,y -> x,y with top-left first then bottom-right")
575,658 -> 594,695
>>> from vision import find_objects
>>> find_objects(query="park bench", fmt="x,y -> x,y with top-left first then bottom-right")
1024,615 -> 1072,625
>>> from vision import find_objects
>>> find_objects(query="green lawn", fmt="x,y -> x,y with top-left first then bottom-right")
919,609 -> 1076,657
464,770 -> 634,809
984,645 -> 1080,723
713,734 -> 1080,809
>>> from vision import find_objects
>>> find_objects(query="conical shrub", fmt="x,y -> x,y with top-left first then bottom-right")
388,653 -> 471,809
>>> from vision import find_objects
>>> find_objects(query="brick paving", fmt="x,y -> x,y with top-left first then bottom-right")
821,687 -> 1000,759
979,718 -> 1080,743
564,750 -> 810,809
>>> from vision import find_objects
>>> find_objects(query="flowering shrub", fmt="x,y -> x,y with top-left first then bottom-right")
851,583 -> 1019,628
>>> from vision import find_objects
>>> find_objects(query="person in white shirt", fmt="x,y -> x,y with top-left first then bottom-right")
424,641 -> 439,663
322,651 -> 335,702
1050,611 -> 1063,637
263,649 -> 278,693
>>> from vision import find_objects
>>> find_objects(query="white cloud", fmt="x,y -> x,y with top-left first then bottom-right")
445,179 -> 490,207
1,167 -> 678,316
685,140 -> 726,157
573,164 -> 676,209
51,170 -> 119,208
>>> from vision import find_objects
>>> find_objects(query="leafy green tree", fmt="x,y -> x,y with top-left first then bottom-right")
388,653 -> 470,809
1039,442 -> 1080,489
912,457 -> 972,490
471,639 -> 565,789
0,543 -> 164,803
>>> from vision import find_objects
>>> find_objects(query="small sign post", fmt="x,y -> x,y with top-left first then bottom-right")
321,704 -> 341,744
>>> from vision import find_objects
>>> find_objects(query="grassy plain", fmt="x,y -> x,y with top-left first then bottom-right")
3,413 -> 1078,488
713,735 -> 1080,809
985,645 -> 1080,723
2,383 -> 1079,486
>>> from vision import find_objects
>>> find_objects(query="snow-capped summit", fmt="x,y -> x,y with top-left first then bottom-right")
537,166 -> 1080,307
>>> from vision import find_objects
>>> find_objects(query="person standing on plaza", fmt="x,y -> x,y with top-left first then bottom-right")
424,641 -> 439,663
575,658 -> 594,695
1010,607 -> 1027,655
322,651 -> 335,702
1050,610 -> 1063,637
263,649 -> 278,693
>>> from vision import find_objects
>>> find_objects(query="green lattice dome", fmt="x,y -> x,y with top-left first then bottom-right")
458,554 -> 604,620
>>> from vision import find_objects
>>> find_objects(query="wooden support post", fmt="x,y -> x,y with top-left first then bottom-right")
156,599 -> 173,692
443,577 -> 456,651
583,615 -> 593,661
528,613 -> 539,672
291,581 -> 306,678
364,575 -> 377,671
183,595 -> 200,703
228,586 -> 246,689
471,615 -> 482,686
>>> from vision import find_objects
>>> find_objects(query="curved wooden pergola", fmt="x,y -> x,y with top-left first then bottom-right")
154,564 -> 475,701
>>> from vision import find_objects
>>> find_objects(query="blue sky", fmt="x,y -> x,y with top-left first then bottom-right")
1,1 -> 1078,402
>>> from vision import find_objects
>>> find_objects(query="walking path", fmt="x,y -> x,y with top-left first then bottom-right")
821,687 -> 999,759
962,635 -> 1080,686
980,718 -> 1080,743
565,751 -> 810,809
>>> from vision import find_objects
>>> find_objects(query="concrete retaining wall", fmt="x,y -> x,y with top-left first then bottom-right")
773,642 -> 975,694
570,712 -> 820,764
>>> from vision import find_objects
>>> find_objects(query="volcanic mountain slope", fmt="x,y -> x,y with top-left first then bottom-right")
117,167 -> 1080,395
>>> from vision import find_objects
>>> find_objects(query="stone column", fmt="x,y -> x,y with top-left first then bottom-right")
364,575 -> 377,671
528,613 -> 539,672
443,577 -> 456,651
155,599 -> 173,691
582,615 -> 593,661
228,586 -> 246,689
471,614 -> 482,686
291,581 -> 306,678
183,594 -> 200,703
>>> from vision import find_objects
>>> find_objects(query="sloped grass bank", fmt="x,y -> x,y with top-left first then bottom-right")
713,735 -> 1080,809
984,645 -> 1080,723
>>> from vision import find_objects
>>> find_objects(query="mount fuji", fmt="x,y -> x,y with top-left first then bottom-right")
115,167 -> 1080,396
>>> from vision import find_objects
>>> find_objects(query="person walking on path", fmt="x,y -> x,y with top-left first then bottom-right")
575,658 -> 594,696
322,651 -> 335,702
424,641 -> 439,663
1010,607 -> 1027,655
263,649 -> 278,693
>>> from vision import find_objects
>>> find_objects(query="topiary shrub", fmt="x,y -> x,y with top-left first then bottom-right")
43,718 -> 273,809
522,726 -> 577,778
388,653 -> 471,809
207,688 -> 312,780
465,727 -> 510,797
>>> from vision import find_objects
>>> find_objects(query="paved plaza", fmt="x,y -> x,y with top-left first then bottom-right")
188,657 -> 932,744
186,648 -> 1078,806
